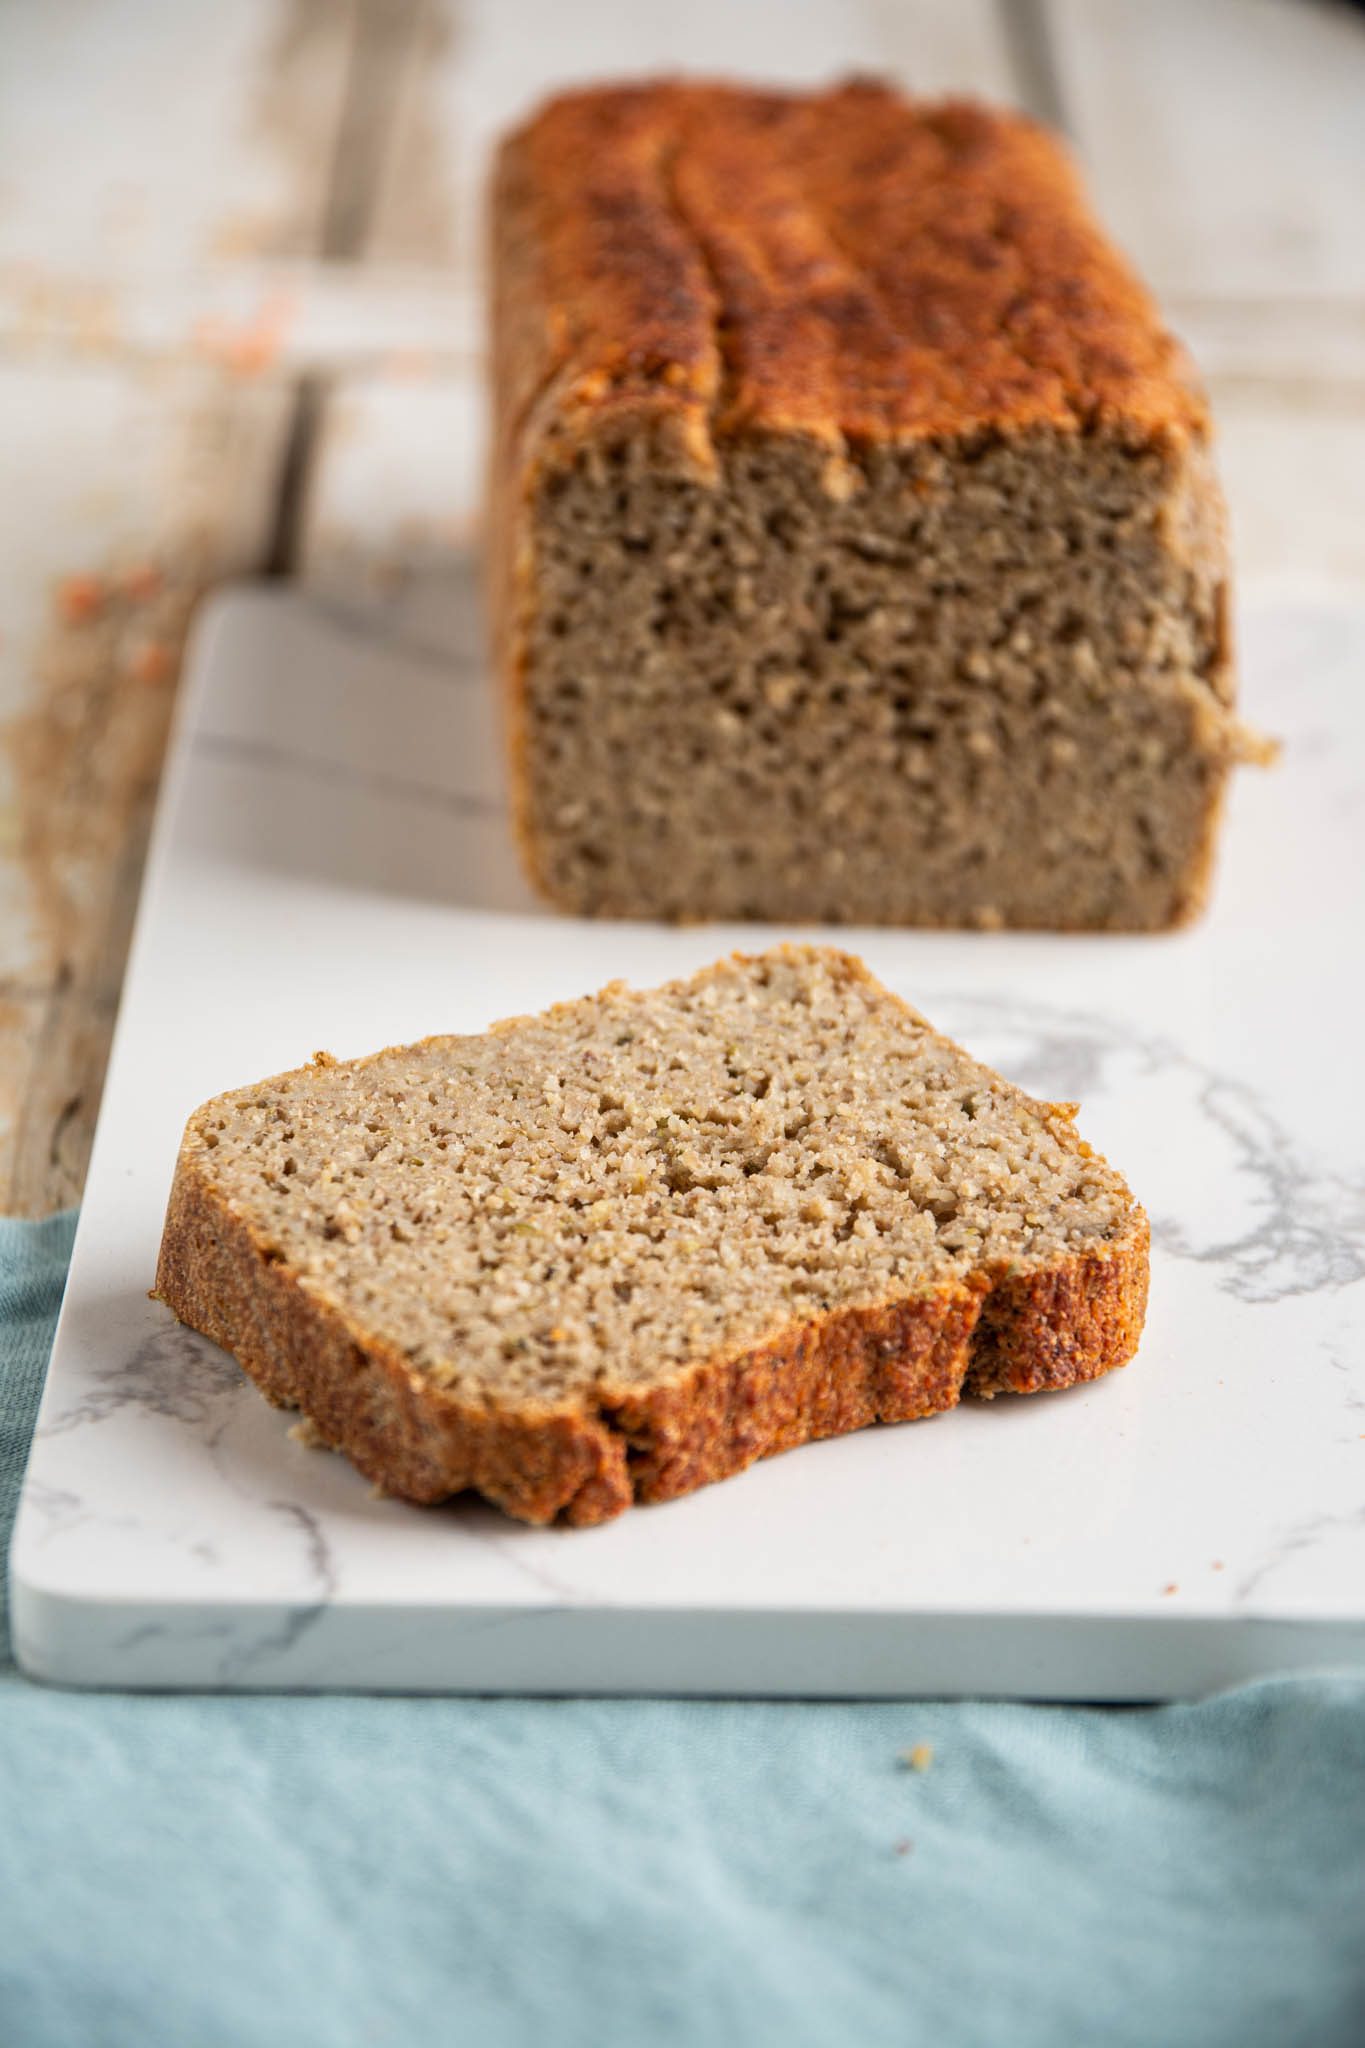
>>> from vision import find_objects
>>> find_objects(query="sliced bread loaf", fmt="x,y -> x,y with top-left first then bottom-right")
155,947 -> 1148,1525
490,80 -> 1251,930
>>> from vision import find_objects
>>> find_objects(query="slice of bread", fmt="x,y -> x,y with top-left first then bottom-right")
155,947 -> 1148,1525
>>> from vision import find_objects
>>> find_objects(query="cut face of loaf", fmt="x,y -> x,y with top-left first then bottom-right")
156,947 -> 1149,1527
491,80 -> 1246,929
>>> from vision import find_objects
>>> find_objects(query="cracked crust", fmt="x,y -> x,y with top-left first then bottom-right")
155,1139 -> 1148,1531
490,78 -> 1208,475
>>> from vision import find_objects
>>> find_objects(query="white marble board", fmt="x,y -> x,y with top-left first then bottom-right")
11,581 -> 1365,1696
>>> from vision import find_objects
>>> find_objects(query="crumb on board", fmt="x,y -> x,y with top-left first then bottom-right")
287,1417 -> 326,1450
121,562 -> 162,603
893,1838 -> 914,1857
899,1743 -> 935,1773
1162,1582 -> 1179,1596
56,573 -> 107,624
1212,1560 -> 1225,1572
190,292 -> 296,378
127,639 -> 174,685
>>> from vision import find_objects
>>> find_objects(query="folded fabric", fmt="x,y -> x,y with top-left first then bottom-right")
2,1215 -> 1362,2048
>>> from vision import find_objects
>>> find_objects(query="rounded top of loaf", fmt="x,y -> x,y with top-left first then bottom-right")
493,76 -> 1208,473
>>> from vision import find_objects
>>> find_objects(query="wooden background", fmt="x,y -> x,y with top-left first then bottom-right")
2,0 -> 1363,1214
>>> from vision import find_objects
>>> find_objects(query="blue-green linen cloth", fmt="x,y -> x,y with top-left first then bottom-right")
1,1215 -> 1362,2048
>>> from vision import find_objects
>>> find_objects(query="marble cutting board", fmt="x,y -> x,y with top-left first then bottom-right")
10,578 -> 1365,1696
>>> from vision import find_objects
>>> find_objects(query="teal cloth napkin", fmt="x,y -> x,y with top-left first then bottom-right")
1,1215 -> 1363,2048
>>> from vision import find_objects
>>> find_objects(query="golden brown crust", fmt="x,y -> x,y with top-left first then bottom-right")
492,77 -> 1208,473
155,1113 -> 1148,1530
601,1285 -> 985,1511
964,1220 -> 1150,1398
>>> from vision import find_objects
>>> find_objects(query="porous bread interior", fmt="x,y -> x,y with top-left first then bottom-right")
186,949 -> 1136,1409
519,429 -> 1232,929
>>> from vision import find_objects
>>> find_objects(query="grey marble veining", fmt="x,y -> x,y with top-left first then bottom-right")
43,1320 -> 244,1436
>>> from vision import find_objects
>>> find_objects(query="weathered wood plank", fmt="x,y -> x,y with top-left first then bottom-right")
0,0 -> 368,1212
1175,300 -> 1365,393
1213,386 -> 1365,589
298,372 -> 484,589
0,0 -> 471,371
0,0 -> 358,291
0,261 -> 475,378
362,0 -> 1018,269
0,363 -> 292,1211
1047,0 -> 1365,305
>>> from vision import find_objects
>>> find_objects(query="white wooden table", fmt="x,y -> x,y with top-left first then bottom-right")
2,0 -> 1362,1213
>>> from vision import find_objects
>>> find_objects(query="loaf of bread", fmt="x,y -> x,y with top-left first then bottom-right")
155,947 -> 1148,1526
489,78 -> 1253,930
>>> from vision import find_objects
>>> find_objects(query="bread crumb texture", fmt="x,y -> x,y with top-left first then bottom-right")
156,947 -> 1149,1525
